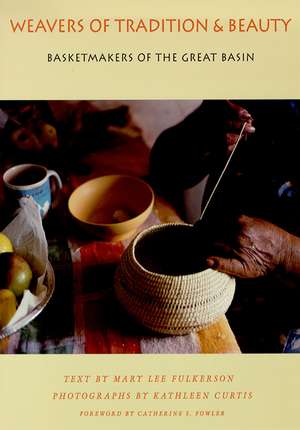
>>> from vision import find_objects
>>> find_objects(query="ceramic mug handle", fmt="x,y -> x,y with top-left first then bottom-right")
47,170 -> 62,188
47,169 -> 62,208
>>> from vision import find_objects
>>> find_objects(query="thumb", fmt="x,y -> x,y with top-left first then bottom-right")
206,256 -> 245,277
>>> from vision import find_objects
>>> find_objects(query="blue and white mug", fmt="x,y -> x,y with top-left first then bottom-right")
3,163 -> 62,217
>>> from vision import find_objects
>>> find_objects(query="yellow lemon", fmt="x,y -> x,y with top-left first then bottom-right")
0,233 -> 13,254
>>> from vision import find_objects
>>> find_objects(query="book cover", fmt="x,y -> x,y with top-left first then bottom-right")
0,0 -> 299,429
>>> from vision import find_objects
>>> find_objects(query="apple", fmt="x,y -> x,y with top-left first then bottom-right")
10,127 -> 42,152
0,289 -> 17,329
0,253 -> 33,299
37,122 -> 58,149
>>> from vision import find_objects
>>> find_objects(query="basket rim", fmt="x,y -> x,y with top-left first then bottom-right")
130,222 -> 231,281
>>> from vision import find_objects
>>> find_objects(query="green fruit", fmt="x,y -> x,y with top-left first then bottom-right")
0,253 -> 33,298
0,289 -> 17,329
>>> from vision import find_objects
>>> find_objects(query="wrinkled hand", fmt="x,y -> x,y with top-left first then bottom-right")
206,215 -> 291,278
225,101 -> 255,154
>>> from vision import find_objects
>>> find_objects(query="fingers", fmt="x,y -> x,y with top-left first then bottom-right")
225,122 -> 254,153
238,108 -> 252,120
226,101 -> 253,121
238,109 -> 255,133
206,256 -> 247,277
224,101 -> 255,136
207,241 -> 233,257
226,100 -> 243,112
225,119 -> 255,134
243,123 -> 256,134
225,132 -> 242,154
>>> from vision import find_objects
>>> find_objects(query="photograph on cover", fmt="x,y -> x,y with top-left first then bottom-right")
0,99 -> 299,354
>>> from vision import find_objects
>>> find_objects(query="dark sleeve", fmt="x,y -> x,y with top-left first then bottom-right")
149,100 -> 231,196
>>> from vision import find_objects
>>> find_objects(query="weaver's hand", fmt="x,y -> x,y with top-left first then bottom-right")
225,101 -> 255,154
206,215 -> 293,278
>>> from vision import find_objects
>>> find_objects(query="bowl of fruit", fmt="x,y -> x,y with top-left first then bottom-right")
0,200 -> 55,339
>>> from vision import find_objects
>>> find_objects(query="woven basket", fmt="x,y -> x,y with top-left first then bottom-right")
114,223 -> 235,335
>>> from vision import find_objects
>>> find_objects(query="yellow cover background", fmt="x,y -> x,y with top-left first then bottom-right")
0,0 -> 299,99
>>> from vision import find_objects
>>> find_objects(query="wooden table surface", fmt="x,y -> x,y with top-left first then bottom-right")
0,117 -> 240,354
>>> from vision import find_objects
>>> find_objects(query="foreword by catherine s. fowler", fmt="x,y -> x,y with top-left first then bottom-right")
9,17 -> 292,33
